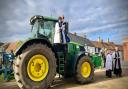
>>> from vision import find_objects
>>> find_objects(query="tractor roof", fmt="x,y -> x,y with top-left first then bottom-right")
30,15 -> 58,25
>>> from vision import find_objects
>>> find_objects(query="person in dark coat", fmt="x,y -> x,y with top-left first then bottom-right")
112,47 -> 122,77
100,49 -> 106,68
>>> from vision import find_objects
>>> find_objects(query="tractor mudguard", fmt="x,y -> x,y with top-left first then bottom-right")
71,51 -> 86,74
15,38 -> 53,56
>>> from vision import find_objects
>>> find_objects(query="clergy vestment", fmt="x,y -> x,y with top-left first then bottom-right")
112,51 -> 122,77
105,53 -> 113,78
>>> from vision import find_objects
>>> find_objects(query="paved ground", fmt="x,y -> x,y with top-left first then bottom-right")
0,68 -> 128,89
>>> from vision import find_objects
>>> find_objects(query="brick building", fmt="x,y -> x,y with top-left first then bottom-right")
123,37 -> 128,61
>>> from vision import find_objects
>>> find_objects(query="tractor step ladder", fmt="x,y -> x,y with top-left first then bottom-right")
57,52 -> 65,78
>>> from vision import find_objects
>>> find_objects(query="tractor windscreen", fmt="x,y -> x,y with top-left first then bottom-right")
31,19 -> 56,42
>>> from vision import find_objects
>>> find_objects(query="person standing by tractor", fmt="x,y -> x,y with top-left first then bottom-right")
53,16 -> 69,77
112,47 -> 122,77
9,50 -> 14,72
100,49 -> 106,68
105,50 -> 113,78
54,16 -> 70,52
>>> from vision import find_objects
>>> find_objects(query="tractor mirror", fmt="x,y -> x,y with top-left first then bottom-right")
64,22 -> 69,34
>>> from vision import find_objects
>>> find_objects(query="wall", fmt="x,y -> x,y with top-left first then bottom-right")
123,42 -> 128,61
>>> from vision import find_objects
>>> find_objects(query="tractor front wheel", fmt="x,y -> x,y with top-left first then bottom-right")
75,56 -> 94,84
14,44 -> 56,89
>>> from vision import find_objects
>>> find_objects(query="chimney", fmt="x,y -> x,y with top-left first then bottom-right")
98,36 -> 101,42
107,38 -> 110,43
74,32 -> 77,36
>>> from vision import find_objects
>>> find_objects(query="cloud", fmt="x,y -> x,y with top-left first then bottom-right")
1,33 -> 31,42
77,20 -> 128,33
0,0 -> 128,44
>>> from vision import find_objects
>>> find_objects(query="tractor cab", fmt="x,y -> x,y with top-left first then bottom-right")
30,15 -> 58,43
30,15 -> 69,44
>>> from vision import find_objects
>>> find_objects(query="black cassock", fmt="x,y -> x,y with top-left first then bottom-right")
114,51 -> 122,76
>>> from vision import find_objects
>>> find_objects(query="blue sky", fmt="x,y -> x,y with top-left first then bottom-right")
0,0 -> 128,44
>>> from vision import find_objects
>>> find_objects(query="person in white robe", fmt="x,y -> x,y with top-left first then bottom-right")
54,22 -> 61,43
105,50 -> 113,78
54,16 -> 66,44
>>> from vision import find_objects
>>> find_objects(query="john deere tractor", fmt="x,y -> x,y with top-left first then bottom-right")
13,15 -> 94,89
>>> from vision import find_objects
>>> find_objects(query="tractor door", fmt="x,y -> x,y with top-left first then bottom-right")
31,19 -> 56,43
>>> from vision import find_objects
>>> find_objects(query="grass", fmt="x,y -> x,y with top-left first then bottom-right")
0,73 -> 5,82
0,72 -> 14,83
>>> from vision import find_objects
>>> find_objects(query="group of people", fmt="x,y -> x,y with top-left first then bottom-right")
105,47 -> 122,78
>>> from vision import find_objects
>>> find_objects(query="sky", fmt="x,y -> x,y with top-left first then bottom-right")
0,0 -> 128,44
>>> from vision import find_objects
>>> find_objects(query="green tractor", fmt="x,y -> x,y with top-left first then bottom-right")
13,15 -> 94,89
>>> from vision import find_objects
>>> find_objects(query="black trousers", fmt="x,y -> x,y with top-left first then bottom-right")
114,58 -> 122,77
106,69 -> 112,78
114,68 -> 122,77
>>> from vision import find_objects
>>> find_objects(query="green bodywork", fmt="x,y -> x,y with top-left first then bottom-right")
90,54 -> 103,68
15,40 -> 86,76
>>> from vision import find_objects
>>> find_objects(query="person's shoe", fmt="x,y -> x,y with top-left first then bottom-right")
119,75 -> 122,77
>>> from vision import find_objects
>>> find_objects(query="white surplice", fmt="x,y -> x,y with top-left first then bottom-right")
105,54 -> 113,70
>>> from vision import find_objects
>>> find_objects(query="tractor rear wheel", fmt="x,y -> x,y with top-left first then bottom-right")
75,56 -> 94,84
14,44 -> 56,89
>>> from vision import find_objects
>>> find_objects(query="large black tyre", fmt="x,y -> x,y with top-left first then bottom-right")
75,56 -> 94,84
14,44 -> 56,89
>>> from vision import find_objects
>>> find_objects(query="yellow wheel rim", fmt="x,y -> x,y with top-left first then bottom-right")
81,61 -> 91,78
27,54 -> 49,81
